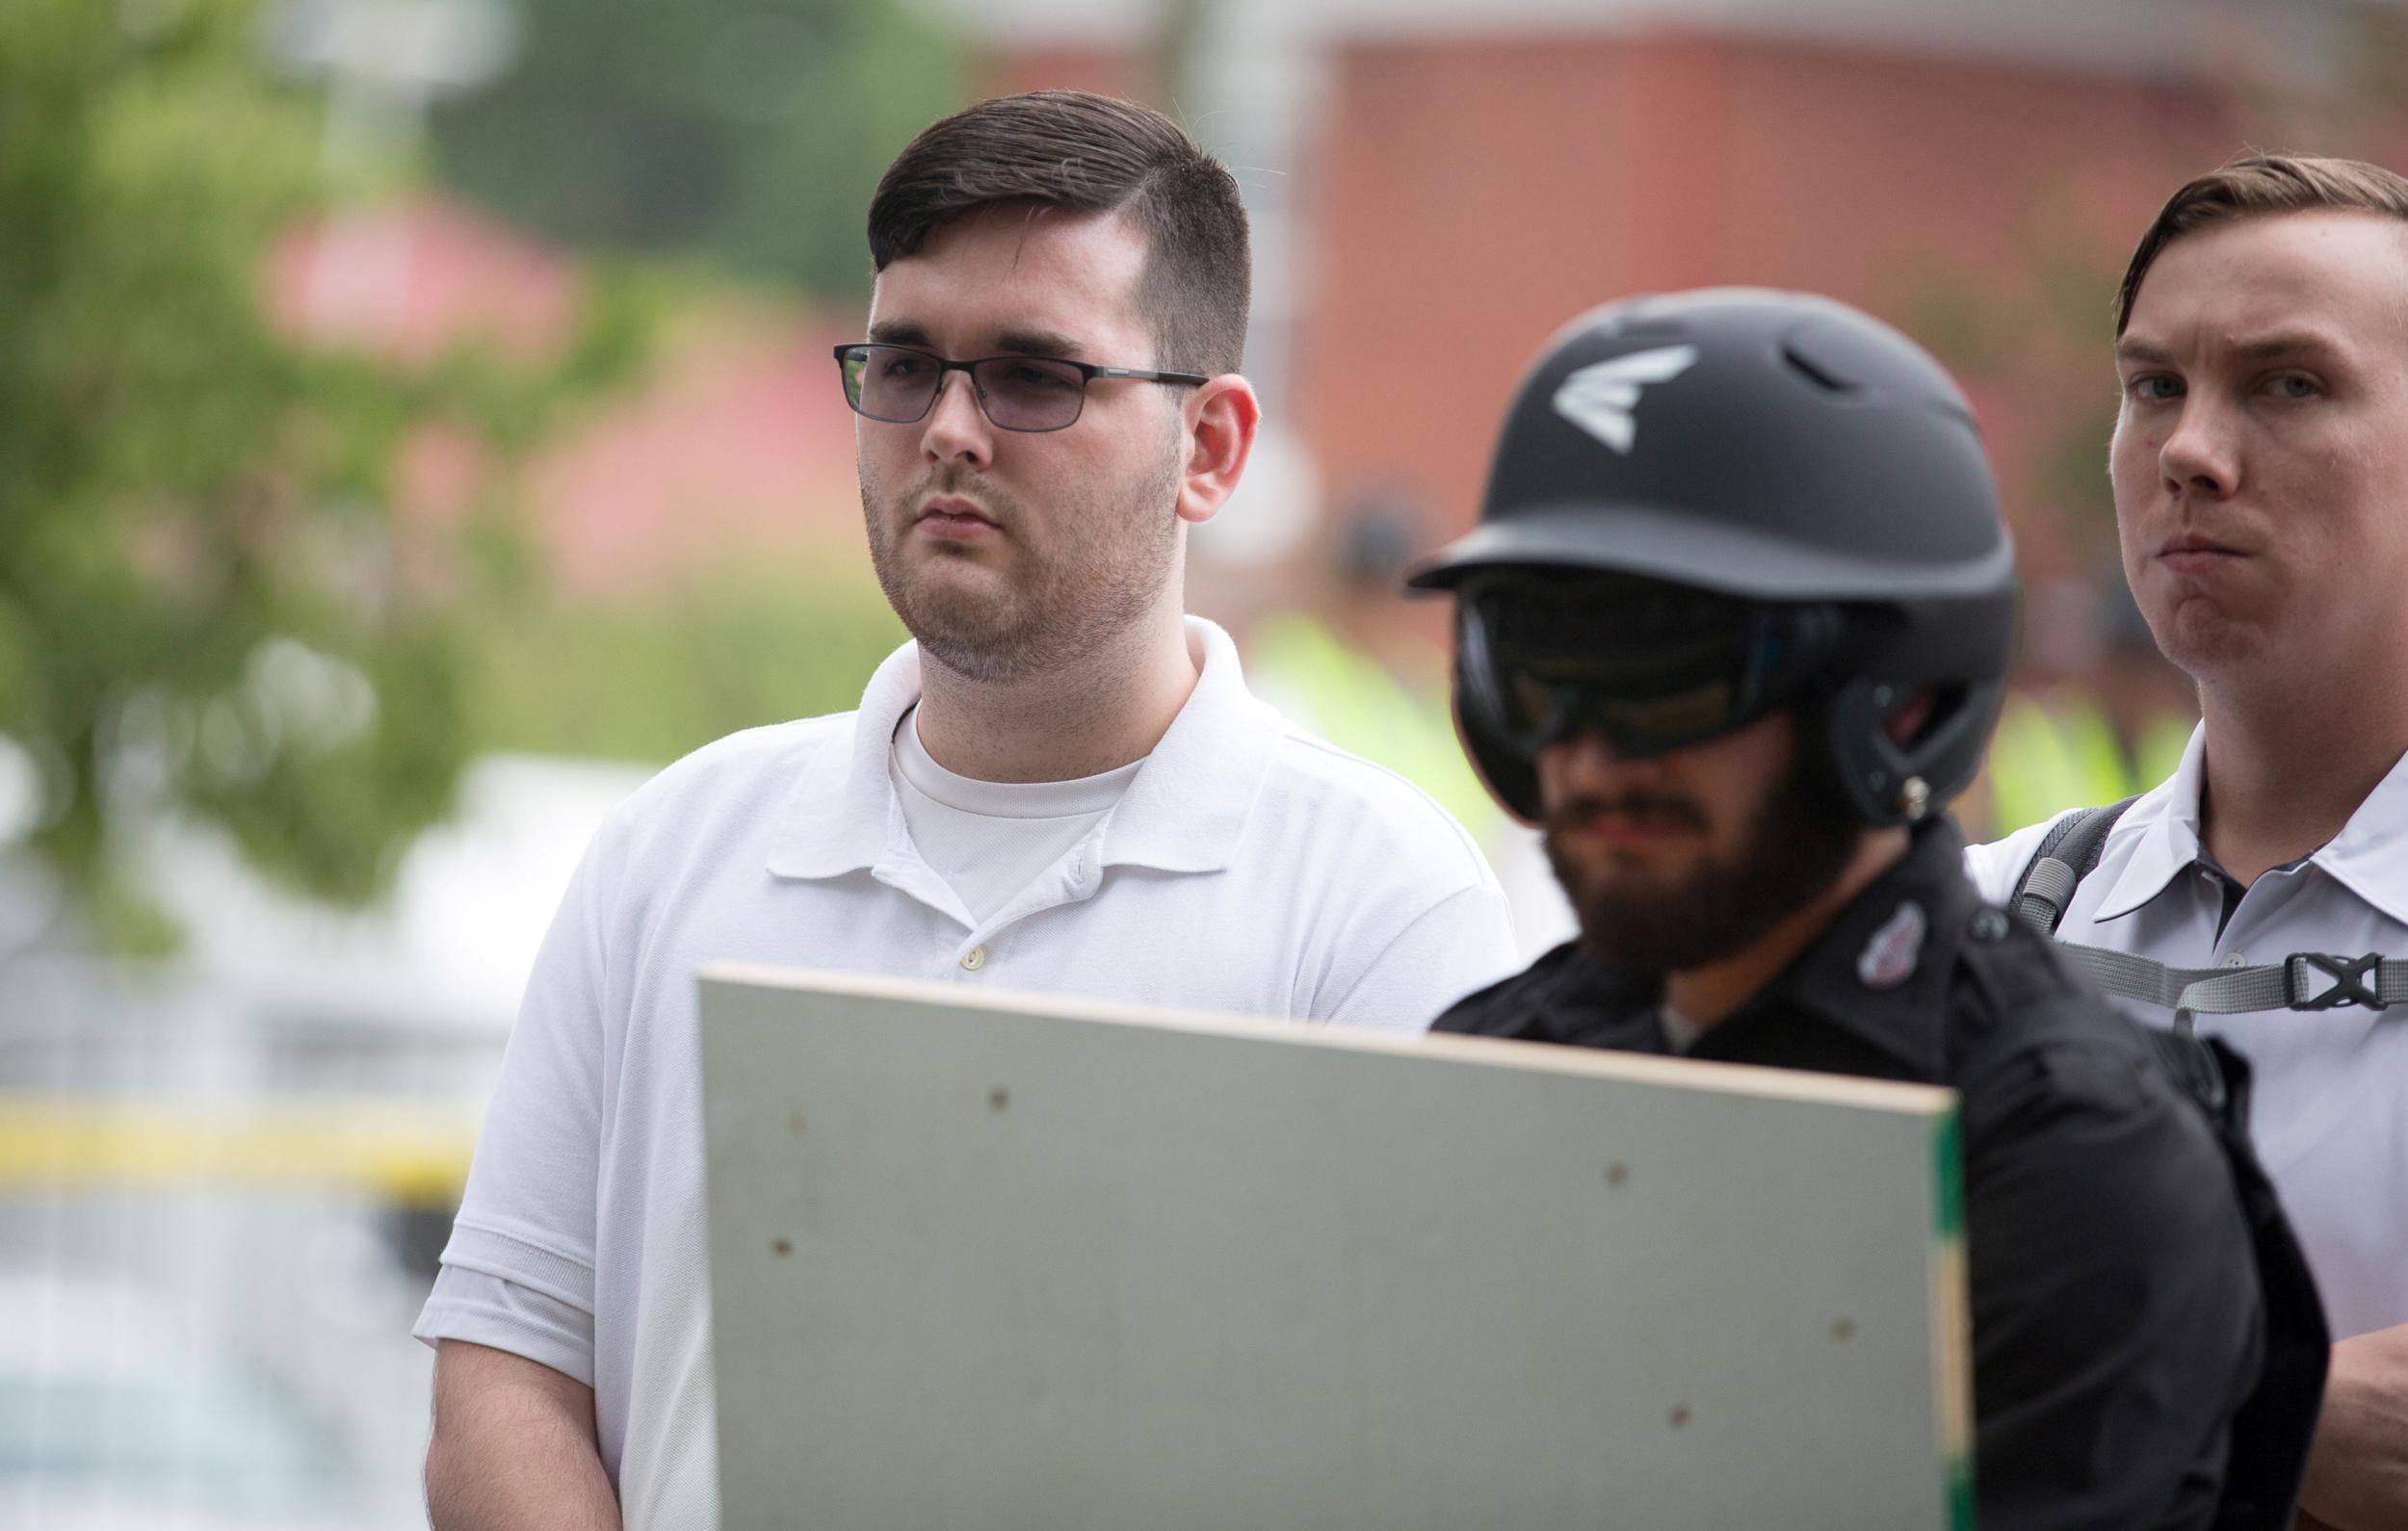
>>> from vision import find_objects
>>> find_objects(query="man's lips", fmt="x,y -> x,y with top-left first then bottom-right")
1551,803 -> 1702,848
2156,532 -> 2246,574
915,496 -> 1000,537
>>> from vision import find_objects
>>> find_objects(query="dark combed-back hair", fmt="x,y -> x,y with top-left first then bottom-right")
2116,152 -> 2408,334
868,91 -> 1251,376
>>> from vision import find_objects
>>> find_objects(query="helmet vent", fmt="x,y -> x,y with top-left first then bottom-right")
1782,343 -> 1859,395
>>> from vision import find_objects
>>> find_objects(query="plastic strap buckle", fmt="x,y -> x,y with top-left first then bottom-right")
2285,952 -> 2390,1011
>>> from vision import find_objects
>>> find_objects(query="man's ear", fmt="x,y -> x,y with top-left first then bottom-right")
1175,376 -> 1260,526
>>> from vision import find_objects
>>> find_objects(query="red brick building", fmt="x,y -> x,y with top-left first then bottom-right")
959,0 -> 2408,616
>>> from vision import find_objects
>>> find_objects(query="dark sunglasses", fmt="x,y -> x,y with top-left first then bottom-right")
833,343 -> 1208,433
1456,572 -> 1850,761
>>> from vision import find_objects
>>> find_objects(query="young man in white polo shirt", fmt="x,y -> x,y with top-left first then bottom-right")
415,92 -> 1517,1531
1967,155 -> 2408,1531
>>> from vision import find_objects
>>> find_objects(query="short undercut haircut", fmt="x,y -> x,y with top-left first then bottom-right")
867,91 -> 1251,377
2117,152 -> 2408,334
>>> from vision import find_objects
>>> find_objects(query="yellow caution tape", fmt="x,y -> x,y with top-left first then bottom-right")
0,1096 -> 476,1206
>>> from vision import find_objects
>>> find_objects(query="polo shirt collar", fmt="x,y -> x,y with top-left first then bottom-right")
1098,617 -> 1282,873
2081,727 -> 2408,925
2088,723 -> 2208,922
763,616 -> 1282,882
763,639 -> 923,879
2309,742 -> 2408,925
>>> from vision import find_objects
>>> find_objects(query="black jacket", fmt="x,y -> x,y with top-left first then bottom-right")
1434,818 -> 2270,1531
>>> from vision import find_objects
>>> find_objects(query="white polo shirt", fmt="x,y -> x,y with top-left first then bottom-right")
412,616 -> 1518,1529
1967,726 -> 2408,1341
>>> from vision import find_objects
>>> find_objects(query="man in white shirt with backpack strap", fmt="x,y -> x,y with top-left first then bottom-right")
1967,154 -> 2408,1531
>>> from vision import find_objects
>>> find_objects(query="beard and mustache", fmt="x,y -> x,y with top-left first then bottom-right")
1544,733 -> 1864,974
860,443 -> 1183,686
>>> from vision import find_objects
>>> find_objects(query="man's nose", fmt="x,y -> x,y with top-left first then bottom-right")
2158,395 -> 2241,501
920,371 -> 994,469
1538,728 -> 1662,795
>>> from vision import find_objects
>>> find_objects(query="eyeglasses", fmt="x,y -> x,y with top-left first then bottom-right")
1455,572 -> 1852,761
833,343 -> 1209,433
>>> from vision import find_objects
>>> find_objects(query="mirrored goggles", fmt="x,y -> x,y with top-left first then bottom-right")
1457,573 -> 1849,760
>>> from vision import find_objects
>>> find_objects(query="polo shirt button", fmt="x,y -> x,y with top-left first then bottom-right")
961,946 -> 987,972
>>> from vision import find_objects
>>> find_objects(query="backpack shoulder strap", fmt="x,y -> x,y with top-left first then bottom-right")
2009,798 -> 2408,1022
1953,995 -> 2327,1530
2008,795 -> 2141,938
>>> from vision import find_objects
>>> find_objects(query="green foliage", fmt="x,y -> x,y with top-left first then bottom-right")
1898,236 -> 2124,559
0,0 -> 646,945
429,0 -> 963,299
460,566 -> 905,766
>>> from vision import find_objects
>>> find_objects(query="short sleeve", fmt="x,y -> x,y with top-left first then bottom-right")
1961,815 -> 2069,908
412,1266 -> 597,1388
1317,880 -> 1522,1034
411,815 -> 622,1385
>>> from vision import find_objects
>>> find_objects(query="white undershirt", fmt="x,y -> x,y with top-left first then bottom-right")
889,707 -> 1144,925
1660,1003 -> 1705,1055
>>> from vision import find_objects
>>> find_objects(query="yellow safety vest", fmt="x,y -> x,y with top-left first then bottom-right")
1987,693 -> 2194,836
1244,614 -> 1502,835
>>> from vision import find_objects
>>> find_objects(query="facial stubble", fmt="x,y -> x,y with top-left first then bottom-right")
862,428 -> 1185,685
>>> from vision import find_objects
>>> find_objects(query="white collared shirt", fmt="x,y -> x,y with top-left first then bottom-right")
1967,726 -> 2408,1340
412,617 -> 1518,1528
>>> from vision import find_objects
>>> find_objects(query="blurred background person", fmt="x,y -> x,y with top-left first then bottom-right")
1246,491 -> 1487,834
1968,575 -> 2198,838
1243,491 -> 1579,955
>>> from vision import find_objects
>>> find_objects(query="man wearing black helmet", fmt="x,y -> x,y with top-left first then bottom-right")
1414,290 -> 2321,1529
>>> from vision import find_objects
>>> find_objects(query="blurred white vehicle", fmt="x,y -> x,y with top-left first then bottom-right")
0,754 -> 656,1530
0,1274 -> 365,1531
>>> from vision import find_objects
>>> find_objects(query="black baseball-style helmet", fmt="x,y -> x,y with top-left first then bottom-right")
1408,288 -> 2018,828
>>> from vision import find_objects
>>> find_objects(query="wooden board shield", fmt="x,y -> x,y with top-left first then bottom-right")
700,965 -> 1971,1530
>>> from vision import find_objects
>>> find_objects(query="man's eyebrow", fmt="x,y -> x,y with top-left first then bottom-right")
2114,329 -> 2352,367
2226,328 -> 2349,364
992,328 -> 1087,360
866,320 -> 929,347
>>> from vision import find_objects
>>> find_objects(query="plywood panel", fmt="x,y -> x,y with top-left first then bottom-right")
701,966 -> 1971,1530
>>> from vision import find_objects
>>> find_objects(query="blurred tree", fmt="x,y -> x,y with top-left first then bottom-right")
465,567 -> 904,766
0,0 -> 644,950
1899,230 -> 2133,568
428,0 -> 962,299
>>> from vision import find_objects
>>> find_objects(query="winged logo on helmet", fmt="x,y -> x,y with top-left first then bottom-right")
1551,345 -> 1698,454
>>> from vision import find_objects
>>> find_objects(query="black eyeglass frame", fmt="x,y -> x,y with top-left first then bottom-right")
832,342 -> 1211,432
